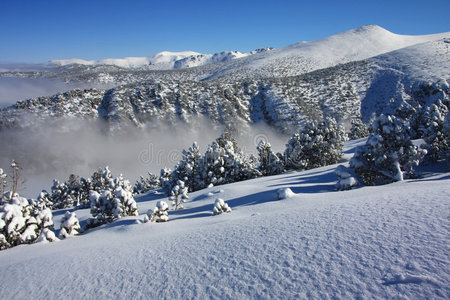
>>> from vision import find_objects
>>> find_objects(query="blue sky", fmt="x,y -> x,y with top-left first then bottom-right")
1,0 -> 449,63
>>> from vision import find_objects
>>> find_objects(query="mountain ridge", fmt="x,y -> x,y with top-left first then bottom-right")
35,25 -> 450,74
0,25 -> 449,133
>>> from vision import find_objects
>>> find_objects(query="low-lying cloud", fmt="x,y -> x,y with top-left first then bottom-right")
0,117 -> 288,198
0,76 -> 114,107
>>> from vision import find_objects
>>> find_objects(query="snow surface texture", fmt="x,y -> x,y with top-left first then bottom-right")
0,142 -> 449,299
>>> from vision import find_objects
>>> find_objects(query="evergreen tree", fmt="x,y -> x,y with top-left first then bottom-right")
133,172 -> 160,195
200,135 -> 260,188
284,117 -> 345,170
348,118 -> 369,140
350,114 -> 427,185
169,180 -> 189,210
420,101 -> 449,162
212,198 -> 231,215
171,142 -> 202,192
86,171 -> 139,228
150,201 -> 169,222
0,193 -> 56,250
257,140 -> 284,176
29,190 -> 52,214
159,168 -> 172,194
59,212 -> 81,239
49,179 -> 74,209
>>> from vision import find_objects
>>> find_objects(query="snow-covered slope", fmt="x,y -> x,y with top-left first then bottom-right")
0,141 -> 449,299
202,25 -> 450,80
2,35 -> 448,133
48,25 -> 449,76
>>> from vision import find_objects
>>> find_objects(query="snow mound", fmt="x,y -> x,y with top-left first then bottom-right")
277,187 -> 295,199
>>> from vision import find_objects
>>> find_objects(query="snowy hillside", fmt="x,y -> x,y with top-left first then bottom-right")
2,35 -> 448,133
0,141 -> 449,299
195,25 -> 450,80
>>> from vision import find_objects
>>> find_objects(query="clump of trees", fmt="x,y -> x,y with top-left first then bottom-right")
1,161 -> 57,250
284,117 -> 346,170
350,114 -> 427,185
86,167 -> 138,228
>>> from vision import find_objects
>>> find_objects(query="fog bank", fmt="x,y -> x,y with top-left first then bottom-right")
0,118 -> 287,198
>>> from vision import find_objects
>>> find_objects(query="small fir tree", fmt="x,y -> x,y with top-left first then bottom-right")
150,201 -> 169,222
133,172 -> 160,195
348,118 -> 369,140
59,212 -> 81,239
212,198 -> 231,215
169,180 -> 189,210
257,140 -> 284,176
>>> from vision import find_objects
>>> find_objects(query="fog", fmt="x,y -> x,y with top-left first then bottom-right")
0,77 -> 112,107
0,117 -> 288,198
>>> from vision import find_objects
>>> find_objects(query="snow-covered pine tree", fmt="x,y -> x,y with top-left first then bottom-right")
334,165 -> 359,191
212,198 -> 231,215
29,190 -> 52,215
35,208 -> 57,243
200,141 -> 227,188
444,112 -> 450,162
169,180 -> 189,210
59,211 -> 81,239
49,179 -> 74,209
284,117 -> 345,170
0,193 -> 56,250
348,118 -> 369,140
150,200 -> 169,222
0,162 -> 58,249
419,101 -> 449,162
133,172 -> 160,195
350,114 -> 427,185
171,142 -> 202,192
203,132 -> 260,187
77,177 -> 92,208
159,168 -> 172,195
90,166 -> 113,193
86,172 -> 139,228
257,140 -> 284,176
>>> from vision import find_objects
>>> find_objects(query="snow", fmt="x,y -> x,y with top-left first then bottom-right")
0,141 -> 449,299
202,25 -> 450,80
49,50 -> 254,70
47,25 -> 449,75
50,51 -> 201,69
277,187 -> 294,199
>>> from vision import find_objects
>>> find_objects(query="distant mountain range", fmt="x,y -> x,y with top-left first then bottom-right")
48,49 -> 270,70
0,25 -> 449,133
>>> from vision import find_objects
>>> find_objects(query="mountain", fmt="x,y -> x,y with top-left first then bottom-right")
0,25 -> 449,133
49,49 -> 273,70
0,141 -> 449,299
194,25 -> 450,80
